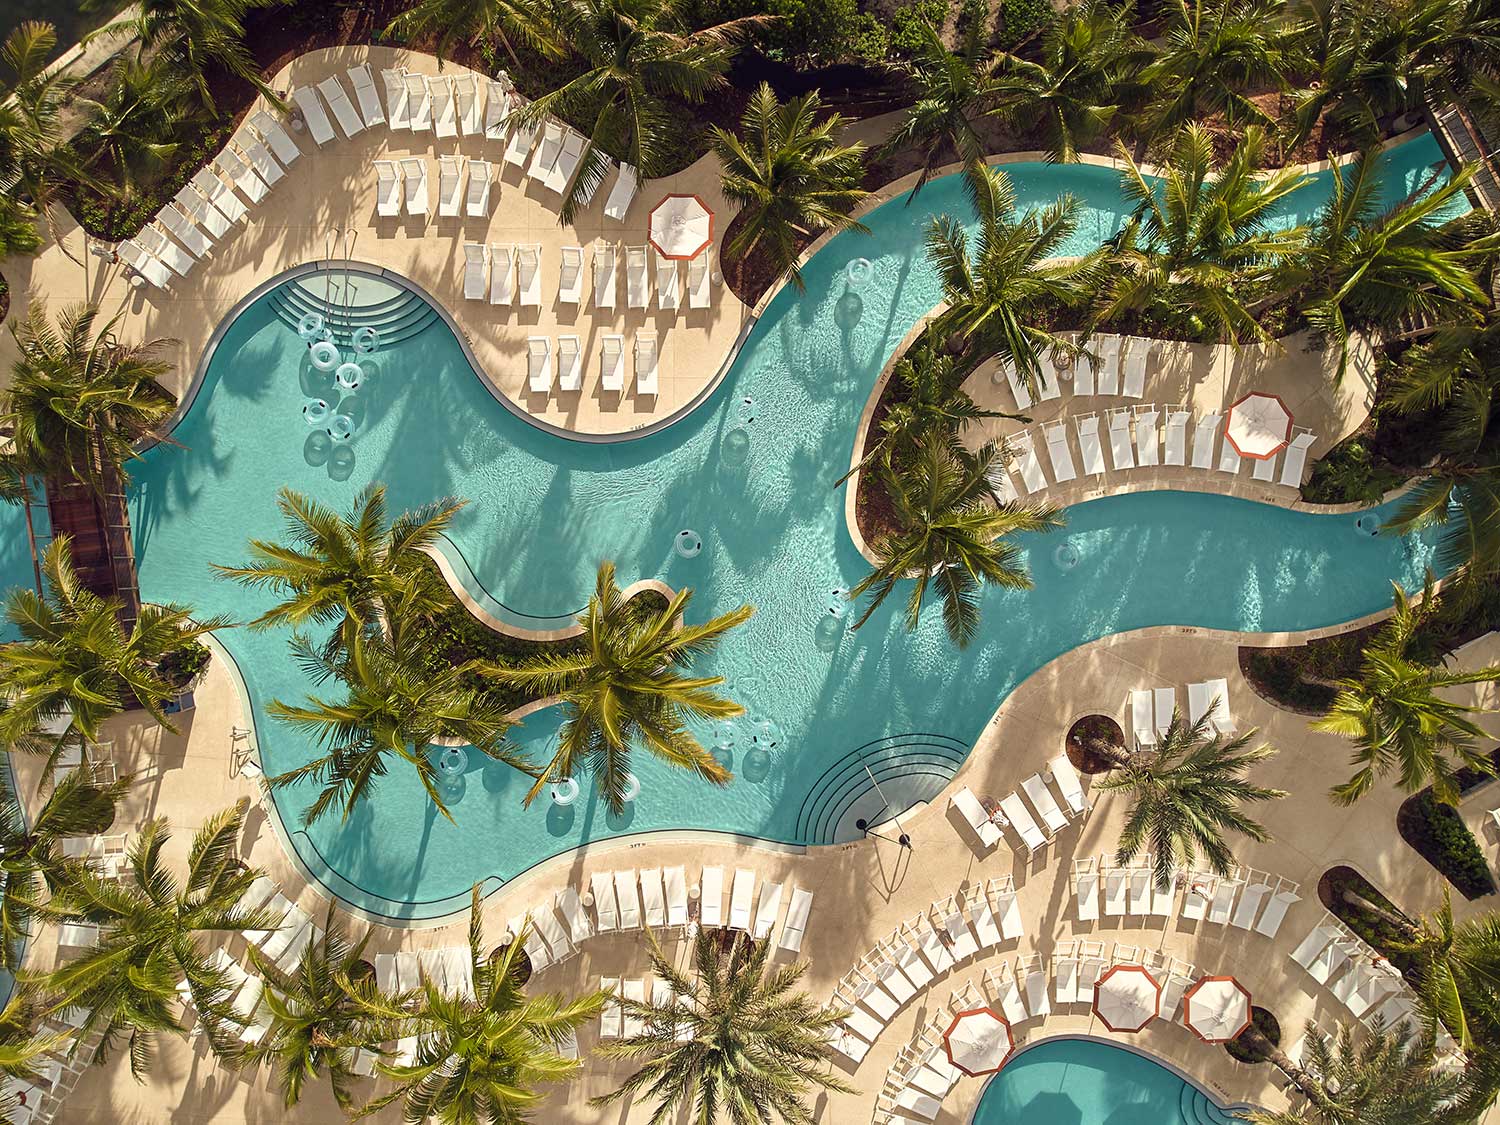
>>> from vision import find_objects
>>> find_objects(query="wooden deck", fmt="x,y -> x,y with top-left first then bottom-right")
43,474 -> 141,631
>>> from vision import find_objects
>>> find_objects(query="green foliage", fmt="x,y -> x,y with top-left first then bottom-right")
69,118 -> 233,241
1402,790 -> 1496,899
765,0 -> 887,63
1301,436 -> 1406,505
157,639 -> 211,688
996,0 -> 1052,46
890,0 -> 948,57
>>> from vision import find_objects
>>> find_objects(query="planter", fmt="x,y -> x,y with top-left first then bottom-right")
1066,715 -> 1125,775
1396,791 -> 1497,900
1225,1006 -> 1280,1065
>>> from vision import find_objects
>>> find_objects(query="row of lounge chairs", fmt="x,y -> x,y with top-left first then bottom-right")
1129,677 -> 1235,748
461,241 -> 543,304
525,332 -> 658,396
1070,855 -> 1300,935
989,407 -> 1320,498
1000,334 -> 1153,409
582,866 -> 813,950
461,241 -> 713,311
949,754 -> 1088,856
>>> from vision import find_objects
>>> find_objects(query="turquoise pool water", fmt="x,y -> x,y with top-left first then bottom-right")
0,135 -> 1451,919
973,1039 -> 1240,1124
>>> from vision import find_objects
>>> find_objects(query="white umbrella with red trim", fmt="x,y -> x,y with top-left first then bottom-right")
941,1007 -> 1015,1076
1224,392 -> 1293,459
649,194 -> 714,260
1182,976 -> 1252,1043
1093,965 -> 1160,1033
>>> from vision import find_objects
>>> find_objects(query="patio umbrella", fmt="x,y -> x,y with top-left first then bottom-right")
649,194 -> 714,260
1182,976 -> 1252,1042
1224,392 -> 1292,459
1093,965 -> 1160,1032
942,1007 -> 1014,1076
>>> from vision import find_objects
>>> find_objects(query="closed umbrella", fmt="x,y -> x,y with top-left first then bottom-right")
1093,965 -> 1160,1032
649,194 -> 714,260
941,1007 -> 1014,1076
1182,976 -> 1252,1042
1224,392 -> 1292,459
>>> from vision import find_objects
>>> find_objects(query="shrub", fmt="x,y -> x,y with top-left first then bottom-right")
954,0 -> 989,45
996,0 -> 1052,47
1398,791 -> 1496,900
890,0 -> 949,57
1301,436 -> 1406,505
159,639 -> 213,688
765,0 -> 888,62
69,119 -> 236,242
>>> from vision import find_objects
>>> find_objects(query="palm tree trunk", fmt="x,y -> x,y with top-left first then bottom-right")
1241,1025 -> 1335,1109
1340,887 -> 1420,943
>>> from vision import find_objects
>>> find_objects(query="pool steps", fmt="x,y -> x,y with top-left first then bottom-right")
268,281 -> 438,348
793,733 -> 968,846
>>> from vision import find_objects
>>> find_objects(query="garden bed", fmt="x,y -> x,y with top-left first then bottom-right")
1397,783 -> 1498,900
1318,865 -> 1421,978
1065,714 -> 1124,775
1225,1006 -> 1280,1065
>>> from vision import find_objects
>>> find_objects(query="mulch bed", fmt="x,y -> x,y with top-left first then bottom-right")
1066,714 -> 1124,775
1226,1006 -> 1281,1065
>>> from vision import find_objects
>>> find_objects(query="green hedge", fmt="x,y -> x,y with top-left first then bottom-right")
70,120 -> 236,243
1398,791 -> 1497,900
996,0 -> 1052,46
159,639 -> 213,689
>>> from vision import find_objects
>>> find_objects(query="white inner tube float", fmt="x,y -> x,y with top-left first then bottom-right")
550,777 -> 580,806
296,311 -> 325,340
310,340 -> 341,372
621,772 -> 641,802
352,325 -> 380,354
335,361 -> 363,390
302,399 -> 331,426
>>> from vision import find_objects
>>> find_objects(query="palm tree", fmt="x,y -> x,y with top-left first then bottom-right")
267,631 -> 532,828
385,0 -> 560,70
488,562 -> 751,814
990,0 -> 1151,163
212,485 -> 465,659
1142,0 -> 1306,136
1098,125 -> 1308,343
712,82 -> 869,291
30,801 -> 283,1077
1095,708 -> 1285,890
0,538 -> 227,754
0,763 -> 131,970
926,162 -> 1105,392
515,0 -> 768,223
243,906 -> 375,1109
1313,582 -> 1500,805
592,928 -> 854,1123
879,18 -> 997,196
851,436 -> 1063,648
349,887 -> 606,1123
75,55 -> 203,200
837,344 -> 1015,487
1278,151 -> 1487,379
1240,1018 -> 1476,1124
0,993 -> 77,1125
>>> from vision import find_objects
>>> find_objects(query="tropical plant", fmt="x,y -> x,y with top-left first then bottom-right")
75,55 -> 204,199
1312,581 -> 1500,805
0,538 -> 227,753
30,800 -> 282,1077
1278,150 -> 1487,379
712,82 -> 869,291
266,630 -> 531,828
1095,707 -> 1285,890
990,0 -> 1152,163
348,887 -> 606,1123
592,927 -> 854,1123
926,162 -> 1105,391
212,485 -> 464,659
487,562 -> 752,814
1098,125 -> 1308,343
385,0 -> 560,70
0,993 -> 77,1125
851,435 -> 1063,647
243,905 -> 375,1109
515,0 -> 768,223
1142,0 -> 1307,135
880,17 -> 997,195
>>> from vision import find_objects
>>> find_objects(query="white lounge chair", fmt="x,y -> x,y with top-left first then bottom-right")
1194,677 -> 1234,732
626,245 -> 649,308
401,158 -> 428,216
1122,337 -> 1148,397
1043,422 -> 1077,483
939,906 -> 979,962
317,77 -> 364,138
655,252 -> 681,310
533,907 -> 576,962
137,225 -> 194,276
382,67 -> 409,129
250,110 -> 301,163
548,129 -> 585,194
557,334 -> 582,392
1103,869 -> 1128,915
489,245 -> 514,304
1128,868 -> 1152,914
558,246 -> 584,304
993,884 -> 1024,939
484,79 -> 511,139
600,334 -> 625,392
1073,414 -> 1106,477
1069,340 -> 1094,395
118,240 -> 172,289
1048,754 -> 1087,816
1219,436 -> 1243,473
753,881 -> 783,940
348,63 -> 384,126
1020,956 -> 1051,1018
191,168 -> 246,224
517,244 -> 542,307
640,868 -> 667,928
577,154 -> 614,207
635,332 -> 659,397
969,892 -> 1003,949
430,76 -> 457,138
438,155 -> 463,217
594,245 -> 617,309
173,184 -> 229,238
729,869 -> 755,930
951,786 -> 1001,849
405,72 -> 431,130
1257,889 -> 1299,938
1253,451 -> 1279,481
701,866 -> 725,928
1096,335 -> 1123,394
688,250 -> 712,308
1002,359 -> 1033,410
590,872 -> 619,932
599,977 -> 622,1038
1134,407 -> 1160,465
604,163 -> 638,220
1280,430 -> 1316,487
1153,686 -> 1175,737
1164,409 -> 1189,465
1191,413 -> 1222,469
1230,881 -> 1271,930
236,136 -> 284,186
374,160 -> 402,216
214,148 -> 268,204
780,888 -> 812,952
504,108 -> 538,165
1021,773 -> 1068,834
1013,430 -> 1047,492
664,866 -> 689,928
1130,689 -> 1155,747
463,243 -> 488,300
528,121 -> 564,182
999,792 -> 1047,852
557,887 -> 593,943
466,159 -> 492,217
615,870 -> 643,930
290,87 -> 336,146
1208,879 -> 1241,925
1075,865 -> 1100,921
455,74 -> 482,135
1107,410 -> 1135,470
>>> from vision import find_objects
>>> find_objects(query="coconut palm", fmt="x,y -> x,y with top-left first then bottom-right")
0,538 -> 228,754
515,0 -> 768,223
592,927 -> 854,1123
385,0 -> 561,70
926,162 -> 1105,392
349,887 -> 606,1123
487,562 -> 752,814
0,993 -> 78,1125
1240,1017 -> 1476,1124
75,55 -> 203,199
880,17 -> 998,196
242,906 -> 375,1109
1096,708 -> 1285,890
212,485 -> 464,659
1313,581 -> 1500,805
1098,125 -> 1308,343
1142,0 -> 1307,136
0,764 -> 131,970
30,801 -> 283,1077
851,435 -> 1064,648
1277,151 -> 1487,379
837,344 -> 1015,487
267,630 -> 532,828
990,0 -> 1152,163
712,82 -> 869,291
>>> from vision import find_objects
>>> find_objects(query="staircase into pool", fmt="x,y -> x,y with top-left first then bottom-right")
793,733 -> 969,845
267,275 -> 437,349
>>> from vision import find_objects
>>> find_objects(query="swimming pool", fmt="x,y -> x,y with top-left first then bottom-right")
15,135 -> 1450,919
973,1038 -> 1241,1124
